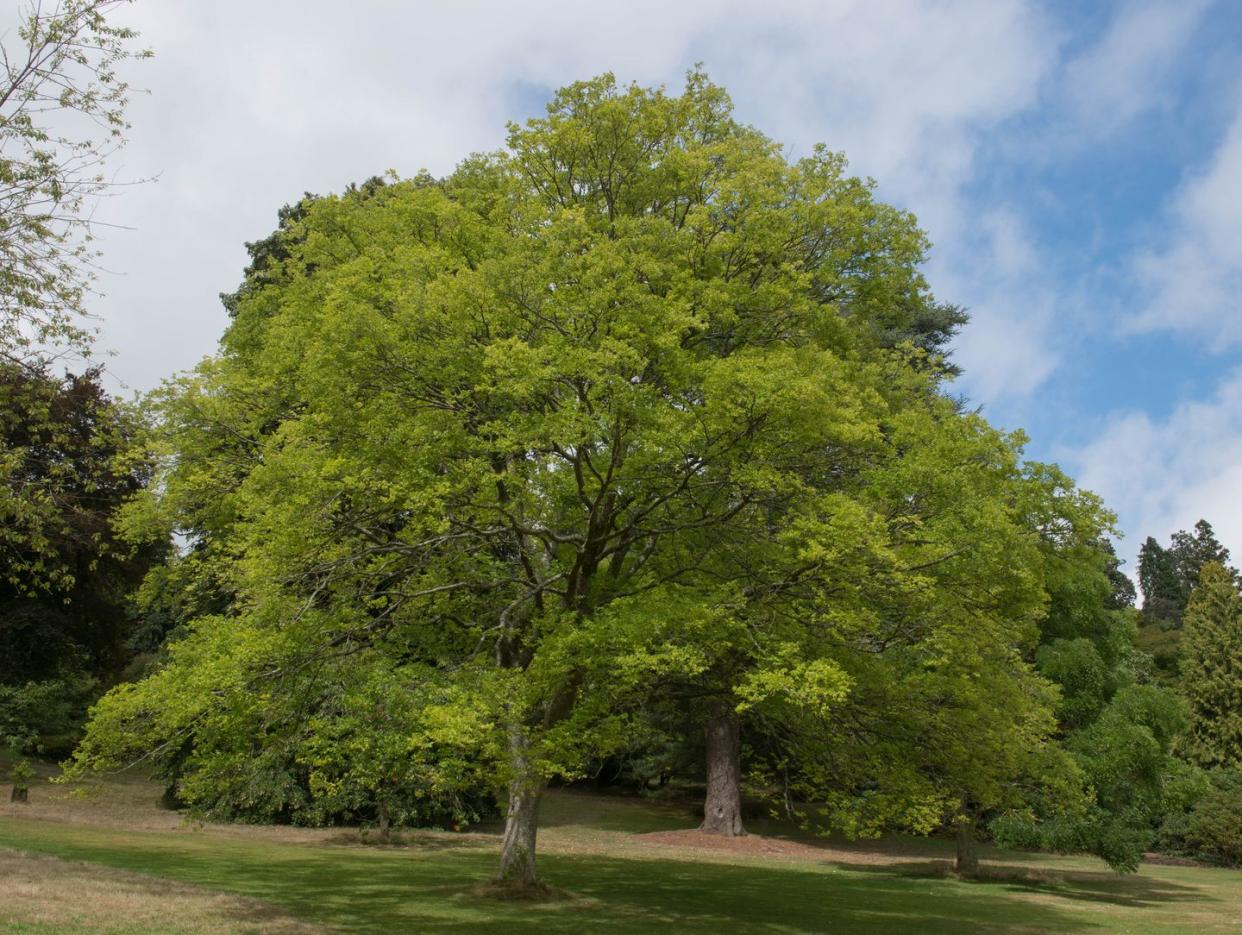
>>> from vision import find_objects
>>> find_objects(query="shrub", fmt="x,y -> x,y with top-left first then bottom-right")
1158,769 -> 1242,866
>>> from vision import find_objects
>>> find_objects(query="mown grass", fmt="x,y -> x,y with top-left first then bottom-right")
2,778 -> 1240,934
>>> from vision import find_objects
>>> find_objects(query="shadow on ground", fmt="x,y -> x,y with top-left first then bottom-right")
847,859 -> 1209,911
4,814 -> 1210,935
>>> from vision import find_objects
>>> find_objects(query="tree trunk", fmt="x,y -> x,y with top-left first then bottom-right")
376,796 -> 391,843
496,728 -> 543,886
10,786 -> 27,804
700,697 -> 745,836
955,812 -> 979,876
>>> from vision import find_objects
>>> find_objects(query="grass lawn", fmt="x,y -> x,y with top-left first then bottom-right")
0,847 -> 320,935
2,772 -> 1240,934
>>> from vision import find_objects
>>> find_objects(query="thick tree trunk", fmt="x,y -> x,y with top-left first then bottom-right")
700,697 -> 745,837
496,729 -> 543,886
955,813 -> 979,876
10,786 -> 27,804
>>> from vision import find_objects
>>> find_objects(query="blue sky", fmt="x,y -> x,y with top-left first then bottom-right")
48,0 -> 1242,576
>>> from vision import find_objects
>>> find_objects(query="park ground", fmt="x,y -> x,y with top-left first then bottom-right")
2,762 -> 1240,934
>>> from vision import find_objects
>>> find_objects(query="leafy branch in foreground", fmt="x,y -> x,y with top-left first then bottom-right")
0,0 -> 150,363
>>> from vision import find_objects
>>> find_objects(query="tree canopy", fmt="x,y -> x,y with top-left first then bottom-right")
71,71 -> 1125,886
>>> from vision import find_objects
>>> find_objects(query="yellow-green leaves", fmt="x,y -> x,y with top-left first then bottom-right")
736,646 -> 852,718
73,71 -> 1105,846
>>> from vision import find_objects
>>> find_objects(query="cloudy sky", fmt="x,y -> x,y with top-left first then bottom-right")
38,0 -> 1242,577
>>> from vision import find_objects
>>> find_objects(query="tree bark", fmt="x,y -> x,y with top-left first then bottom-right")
376,796 -> 391,843
700,697 -> 746,836
496,728 -> 543,885
955,812 -> 979,876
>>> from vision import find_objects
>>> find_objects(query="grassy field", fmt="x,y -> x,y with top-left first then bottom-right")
2,768 -> 1240,934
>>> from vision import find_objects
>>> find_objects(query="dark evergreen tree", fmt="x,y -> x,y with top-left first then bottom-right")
1170,520 -> 1234,596
1138,536 -> 1186,627
1180,562 -> 1242,769
1138,521 -> 1236,631
1101,538 -> 1137,610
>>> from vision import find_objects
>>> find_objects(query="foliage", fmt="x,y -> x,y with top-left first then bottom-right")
1138,537 -> 1184,628
1170,520 -> 1233,592
1179,562 -> 1242,769
71,72 -> 1092,885
1004,518 -> 1184,872
1100,538 -> 1137,610
1174,769 -> 1242,866
1033,540 -> 1149,732
0,677 -> 97,754
0,0 -> 150,361
0,364 -> 160,753
1036,638 -> 1111,729
8,756 -> 34,791
1008,509 -> 1198,873
998,684 -> 1188,873
1156,767 -> 1242,867
1134,623 -> 1182,684
743,456 -> 1102,845
1067,686 -> 1186,867
1138,520 -> 1235,631
0,3 -> 158,758
298,660 -> 500,831
73,614 -> 499,826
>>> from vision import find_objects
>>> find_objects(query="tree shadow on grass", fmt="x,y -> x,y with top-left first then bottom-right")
321,829 -> 497,852
534,790 -> 698,834
846,858 -> 1210,911
0,820 -> 1145,935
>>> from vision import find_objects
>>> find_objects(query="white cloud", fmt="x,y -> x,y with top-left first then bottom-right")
938,0 -> 1216,405
937,209 -> 1062,401
75,0 -> 1060,395
1066,368 -> 1242,570
1061,0 -> 1210,137
1130,99 -> 1242,345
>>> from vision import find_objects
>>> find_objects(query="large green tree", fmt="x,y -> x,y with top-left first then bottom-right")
72,73 -> 1070,889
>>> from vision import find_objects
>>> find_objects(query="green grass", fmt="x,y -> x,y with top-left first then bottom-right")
2,784 -> 1241,933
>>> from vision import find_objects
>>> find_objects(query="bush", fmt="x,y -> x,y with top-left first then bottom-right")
1158,769 -> 1242,866
0,678 -> 98,756
1185,771 -> 1242,866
